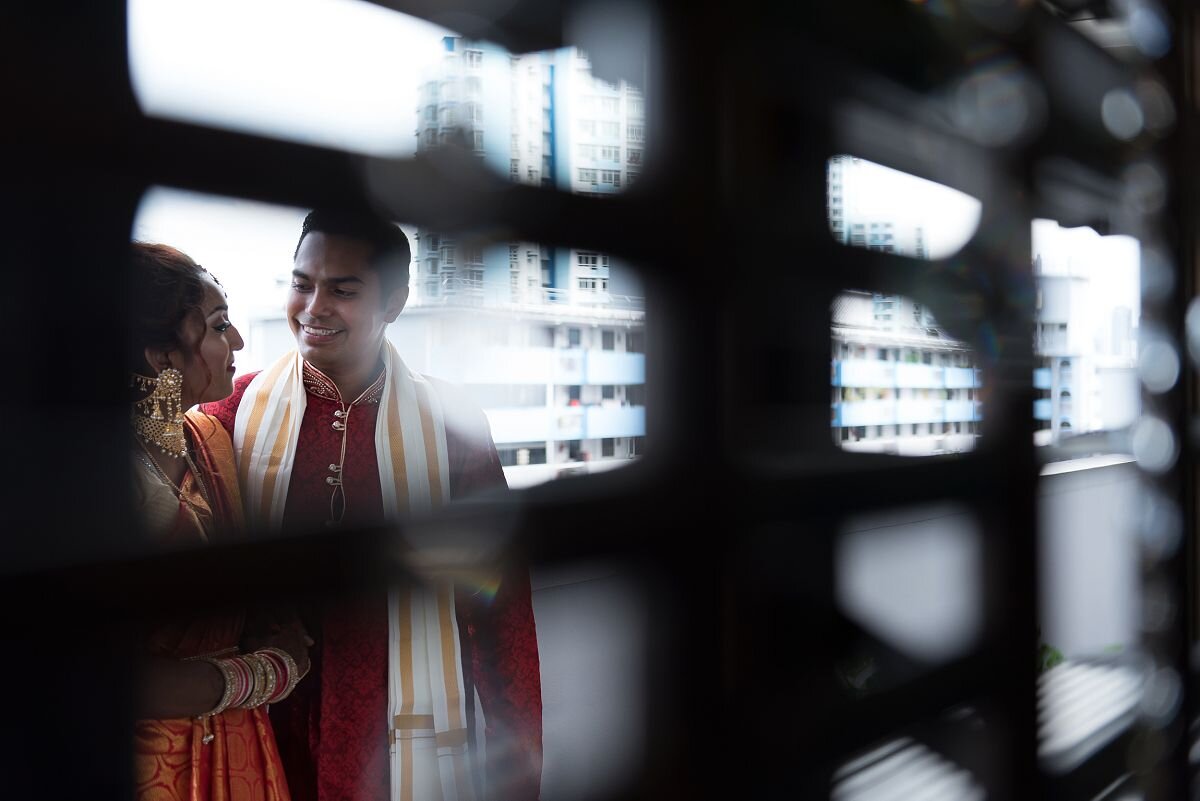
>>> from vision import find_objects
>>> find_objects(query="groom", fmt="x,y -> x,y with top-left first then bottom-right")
205,210 -> 542,801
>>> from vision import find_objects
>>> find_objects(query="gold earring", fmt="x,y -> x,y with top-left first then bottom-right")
131,367 -> 187,458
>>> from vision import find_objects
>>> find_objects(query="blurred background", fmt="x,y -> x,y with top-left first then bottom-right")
1,0 -> 1197,799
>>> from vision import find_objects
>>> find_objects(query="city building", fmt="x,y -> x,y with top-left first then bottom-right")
1032,223 -> 1139,444
828,156 -> 980,455
406,38 -> 648,486
831,291 -> 981,455
828,160 -> 1140,453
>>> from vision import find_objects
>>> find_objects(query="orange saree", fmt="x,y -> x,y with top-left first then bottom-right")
133,411 -> 291,801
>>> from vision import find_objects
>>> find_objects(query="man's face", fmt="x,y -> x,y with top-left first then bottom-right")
287,232 -> 407,375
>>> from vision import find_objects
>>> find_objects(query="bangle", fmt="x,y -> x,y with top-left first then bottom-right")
226,656 -> 254,709
241,653 -> 275,709
256,647 -> 301,703
200,657 -> 238,718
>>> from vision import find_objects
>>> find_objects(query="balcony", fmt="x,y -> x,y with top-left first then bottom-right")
584,351 -> 645,385
944,367 -> 981,389
1034,368 -> 1052,390
1034,398 -> 1052,421
833,360 -> 895,387
486,407 -> 555,443
944,400 -> 982,422
833,400 -> 896,427
484,405 -> 646,443
895,399 -> 946,425
553,349 -> 586,384
894,363 -> 944,388
585,405 -> 646,438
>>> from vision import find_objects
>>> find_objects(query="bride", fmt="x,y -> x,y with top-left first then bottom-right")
128,242 -> 309,801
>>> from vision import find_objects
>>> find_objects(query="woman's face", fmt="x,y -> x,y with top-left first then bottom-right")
174,277 -> 244,407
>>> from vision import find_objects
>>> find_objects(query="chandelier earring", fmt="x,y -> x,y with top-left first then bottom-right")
131,367 -> 188,458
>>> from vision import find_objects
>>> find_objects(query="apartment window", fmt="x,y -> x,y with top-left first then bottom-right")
440,245 -> 455,265
600,170 -> 621,187
578,252 -> 601,270
627,123 -> 645,142
600,145 -> 620,161
527,167 -> 537,182
602,385 -> 615,400
578,278 -> 598,290
568,440 -> 582,461
568,328 -> 581,347
628,97 -> 645,116
466,103 -> 482,124
599,97 -> 619,114
464,49 -> 483,68
473,131 -> 484,150
599,121 -> 620,138
628,148 -> 643,165
628,331 -> 645,353
601,437 -> 615,457
510,159 -> 520,179
463,247 -> 483,264
602,331 -> 616,350
579,168 -> 598,183
568,385 -> 581,402
509,244 -> 519,265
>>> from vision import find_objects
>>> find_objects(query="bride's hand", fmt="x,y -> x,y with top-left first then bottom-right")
242,613 -> 314,676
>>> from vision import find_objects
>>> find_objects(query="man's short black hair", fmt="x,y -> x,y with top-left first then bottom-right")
295,209 -> 411,295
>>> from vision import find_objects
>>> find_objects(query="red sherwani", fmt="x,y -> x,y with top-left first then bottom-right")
205,370 -> 542,801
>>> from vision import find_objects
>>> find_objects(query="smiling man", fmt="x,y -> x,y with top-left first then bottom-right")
204,210 -> 542,801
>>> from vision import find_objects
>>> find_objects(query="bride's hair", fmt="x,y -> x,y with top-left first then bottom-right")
127,242 -> 215,398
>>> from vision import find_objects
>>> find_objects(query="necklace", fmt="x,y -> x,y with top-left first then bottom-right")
134,438 -> 215,538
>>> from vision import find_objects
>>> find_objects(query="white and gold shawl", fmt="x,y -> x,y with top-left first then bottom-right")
233,342 -> 475,801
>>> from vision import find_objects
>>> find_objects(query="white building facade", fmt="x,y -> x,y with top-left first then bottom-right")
408,38 -> 648,486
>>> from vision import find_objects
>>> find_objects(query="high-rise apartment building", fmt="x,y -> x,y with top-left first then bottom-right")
405,38 -> 648,486
828,157 -> 981,454
1032,223 -> 1139,444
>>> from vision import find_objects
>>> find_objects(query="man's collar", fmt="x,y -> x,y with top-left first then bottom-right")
301,359 -> 386,405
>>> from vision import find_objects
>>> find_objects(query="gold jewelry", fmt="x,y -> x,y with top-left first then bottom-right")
257,647 -> 303,702
134,439 -> 215,541
131,368 -> 187,458
241,653 -> 275,709
200,656 -> 239,718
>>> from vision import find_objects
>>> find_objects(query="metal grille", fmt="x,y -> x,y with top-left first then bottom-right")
0,1 -> 1194,799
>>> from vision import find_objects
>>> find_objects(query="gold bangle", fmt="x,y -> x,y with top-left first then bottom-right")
200,657 -> 238,718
